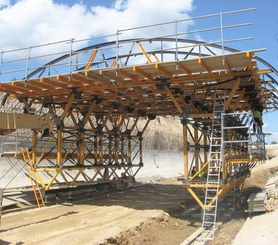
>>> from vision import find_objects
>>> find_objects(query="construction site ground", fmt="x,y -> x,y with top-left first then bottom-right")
1,145 -> 278,245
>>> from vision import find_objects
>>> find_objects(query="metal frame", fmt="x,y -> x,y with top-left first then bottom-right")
0,9 -> 275,204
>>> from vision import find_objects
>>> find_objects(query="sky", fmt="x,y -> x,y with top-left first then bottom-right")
0,0 -> 277,142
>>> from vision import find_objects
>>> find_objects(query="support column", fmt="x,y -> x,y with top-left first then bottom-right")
78,132 -> 85,164
94,135 -> 98,165
139,136 -> 143,166
194,126 -> 199,172
57,130 -> 62,165
128,135 -> 132,164
121,136 -> 124,164
203,128 -> 208,164
99,134 -> 103,164
115,133 -> 119,165
32,130 -> 37,165
183,123 -> 189,180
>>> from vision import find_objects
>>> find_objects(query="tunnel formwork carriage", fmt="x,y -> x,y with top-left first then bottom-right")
0,8 -> 277,209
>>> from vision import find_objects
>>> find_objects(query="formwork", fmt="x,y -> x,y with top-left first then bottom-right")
0,8 -> 277,214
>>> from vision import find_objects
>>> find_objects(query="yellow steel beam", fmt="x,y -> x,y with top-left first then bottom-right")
194,127 -> 199,172
132,66 -> 155,81
57,130 -> 62,165
164,86 -> 183,113
118,68 -> 140,82
33,170 -> 46,189
60,93 -> 75,121
83,101 -> 97,124
186,187 -> 204,209
78,132 -> 85,164
190,160 -> 209,181
37,135 -> 55,165
70,169 -> 83,185
111,60 -> 117,68
40,77 -> 70,90
59,172 -> 69,185
85,49 -> 98,71
155,64 -> 174,79
40,68 -> 253,92
138,42 -> 152,63
90,168 -> 103,182
203,129 -> 208,164
198,58 -> 212,75
69,111 -> 78,127
141,118 -> 151,135
153,53 -> 160,62
32,131 -> 37,166
233,88 -> 246,112
14,81 -> 44,93
178,63 -> 192,76
225,78 -> 241,109
45,170 -> 61,190
130,116 -> 140,133
246,51 -> 254,71
3,82 -> 31,94
224,58 -> 232,73
256,69 -> 271,74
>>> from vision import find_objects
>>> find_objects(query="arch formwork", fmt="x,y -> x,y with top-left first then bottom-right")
0,9 -> 277,207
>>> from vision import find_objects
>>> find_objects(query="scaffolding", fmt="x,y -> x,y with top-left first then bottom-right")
0,8 -> 277,211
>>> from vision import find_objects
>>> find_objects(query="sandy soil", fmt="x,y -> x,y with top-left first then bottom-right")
0,180 -> 200,245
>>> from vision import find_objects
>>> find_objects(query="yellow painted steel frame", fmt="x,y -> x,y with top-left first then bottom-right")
24,110 -> 150,190
184,174 -> 247,209
0,51 -> 269,203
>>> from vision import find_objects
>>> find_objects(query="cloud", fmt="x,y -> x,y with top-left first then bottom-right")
0,0 -> 9,7
0,0 -> 193,51
0,0 -> 194,80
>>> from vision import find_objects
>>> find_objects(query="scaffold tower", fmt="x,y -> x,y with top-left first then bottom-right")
0,8 -> 277,210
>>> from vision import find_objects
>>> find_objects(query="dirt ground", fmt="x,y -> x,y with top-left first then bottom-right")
0,180 -> 201,245
1,145 -> 277,245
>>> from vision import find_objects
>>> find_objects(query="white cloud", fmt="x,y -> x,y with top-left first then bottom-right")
0,0 -> 194,80
0,0 -> 9,7
0,0 -> 193,51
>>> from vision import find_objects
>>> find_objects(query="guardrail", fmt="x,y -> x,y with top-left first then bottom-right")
0,8 -> 255,82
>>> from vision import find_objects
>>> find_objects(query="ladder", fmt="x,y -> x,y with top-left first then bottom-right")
201,95 -> 225,240
21,147 -> 45,208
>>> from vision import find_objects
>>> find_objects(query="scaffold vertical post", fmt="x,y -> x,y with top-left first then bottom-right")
32,130 -> 37,165
57,130 -> 62,165
68,38 -> 74,77
24,46 -> 31,84
15,130 -> 18,155
204,127 -> 208,164
116,29 -> 119,76
220,12 -> 225,63
183,123 -> 189,180
175,19 -> 178,64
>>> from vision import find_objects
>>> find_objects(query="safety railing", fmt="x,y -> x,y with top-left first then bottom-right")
221,111 -> 265,162
0,8 -> 255,82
